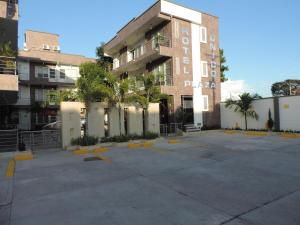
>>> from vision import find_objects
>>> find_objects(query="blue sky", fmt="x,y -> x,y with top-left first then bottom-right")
18,0 -> 300,97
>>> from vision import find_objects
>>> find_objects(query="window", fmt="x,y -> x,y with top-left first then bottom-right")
60,69 -> 66,79
201,61 -> 208,77
36,67 -> 48,78
50,69 -> 56,78
152,61 -> 172,86
200,27 -> 207,43
35,89 -> 44,102
203,95 -> 209,111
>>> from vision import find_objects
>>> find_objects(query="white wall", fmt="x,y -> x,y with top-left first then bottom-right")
221,98 -> 274,130
48,65 -> 80,84
161,0 -> 202,24
279,96 -> 300,131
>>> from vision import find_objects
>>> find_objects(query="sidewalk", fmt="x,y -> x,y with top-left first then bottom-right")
0,157 -> 14,225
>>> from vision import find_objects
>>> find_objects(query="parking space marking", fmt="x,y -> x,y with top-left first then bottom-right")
14,152 -> 34,161
6,159 -> 15,177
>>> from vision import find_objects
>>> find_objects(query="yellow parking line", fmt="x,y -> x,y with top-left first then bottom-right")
92,147 -> 109,154
280,133 -> 300,139
14,152 -> 34,161
6,159 -> 15,177
72,149 -> 89,155
128,143 -> 142,149
244,131 -> 268,137
168,139 -> 180,144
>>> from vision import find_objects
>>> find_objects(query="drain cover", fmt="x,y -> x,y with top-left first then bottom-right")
83,156 -> 103,162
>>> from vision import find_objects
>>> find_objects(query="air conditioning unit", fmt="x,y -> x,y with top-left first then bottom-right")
43,44 -> 50,50
53,46 -> 61,51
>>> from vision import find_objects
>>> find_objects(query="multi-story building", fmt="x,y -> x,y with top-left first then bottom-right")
16,30 -> 95,130
104,0 -> 221,129
0,0 -> 19,128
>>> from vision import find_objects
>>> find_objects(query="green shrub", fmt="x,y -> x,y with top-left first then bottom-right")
71,136 -> 98,146
144,131 -> 159,139
101,132 -> 159,143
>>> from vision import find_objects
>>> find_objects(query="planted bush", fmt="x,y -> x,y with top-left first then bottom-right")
101,132 -> 159,143
71,136 -> 98,146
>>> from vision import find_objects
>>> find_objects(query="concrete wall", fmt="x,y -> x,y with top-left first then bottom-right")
127,105 -> 144,136
61,102 -> 160,148
87,103 -> 106,139
146,103 -> 160,134
221,96 -> 300,131
61,102 -> 83,149
279,96 -> 300,131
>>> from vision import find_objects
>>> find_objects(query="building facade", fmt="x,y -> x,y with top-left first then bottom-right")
15,30 -> 95,130
0,0 -> 19,128
104,0 -> 221,129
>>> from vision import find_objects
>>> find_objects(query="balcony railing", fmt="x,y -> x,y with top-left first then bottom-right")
113,35 -> 171,70
0,56 -> 17,75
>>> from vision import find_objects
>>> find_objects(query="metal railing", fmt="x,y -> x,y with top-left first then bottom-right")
0,129 -> 18,152
0,56 -> 17,75
19,130 -> 62,151
113,35 -> 171,70
160,123 -> 183,137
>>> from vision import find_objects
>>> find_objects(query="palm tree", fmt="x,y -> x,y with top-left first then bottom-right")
76,62 -> 112,135
130,73 -> 168,134
225,93 -> 261,130
0,41 -> 17,57
105,73 -> 134,136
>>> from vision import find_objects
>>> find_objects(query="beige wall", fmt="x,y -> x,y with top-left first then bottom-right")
87,103 -> 106,139
0,75 -> 18,91
221,98 -> 274,130
221,96 -> 300,131
61,102 -> 84,149
146,103 -> 160,134
279,96 -> 300,131
25,30 -> 59,52
108,107 -> 124,136
127,105 -> 144,135
61,102 -> 160,148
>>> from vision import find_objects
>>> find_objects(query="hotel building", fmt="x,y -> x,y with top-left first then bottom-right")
104,0 -> 221,129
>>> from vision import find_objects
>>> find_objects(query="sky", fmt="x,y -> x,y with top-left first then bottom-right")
18,0 -> 300,97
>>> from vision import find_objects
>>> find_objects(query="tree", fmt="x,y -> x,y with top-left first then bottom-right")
96,42 -> 113,71
0,41 -> 17,57
76,62 -> 112,135
271,79 -> 300,96
225,93 -> 261,130
220,49 -> 229,82
105,73 -> 134,136
130,73 -> 169,134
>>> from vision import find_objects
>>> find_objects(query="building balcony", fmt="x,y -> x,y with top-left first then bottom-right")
0,56 -> 18,105
113,36 -> 172,74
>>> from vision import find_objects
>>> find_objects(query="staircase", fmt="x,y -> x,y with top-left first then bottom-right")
184,124 -> 202,133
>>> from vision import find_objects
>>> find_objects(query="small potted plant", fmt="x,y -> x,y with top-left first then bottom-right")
267,109 -> 274,131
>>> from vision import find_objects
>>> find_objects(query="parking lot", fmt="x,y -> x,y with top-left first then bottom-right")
1,130 -> 300,225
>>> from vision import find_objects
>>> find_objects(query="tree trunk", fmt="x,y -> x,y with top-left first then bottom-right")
244,113 -> 248,130
118,104 -> 122,136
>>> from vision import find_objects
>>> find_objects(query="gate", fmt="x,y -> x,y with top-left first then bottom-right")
0,129 -> 18,152
160,123 -> 183,136
19,130 -> 62,151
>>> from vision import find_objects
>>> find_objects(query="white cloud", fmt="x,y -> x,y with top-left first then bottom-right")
221,80 -> 249,101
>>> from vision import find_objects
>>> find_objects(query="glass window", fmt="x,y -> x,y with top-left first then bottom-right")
201,61 -> 208,77
60,69 -> 66,79
200,27 -> 207,43
50,69 -> 56,78
203,95 -> 209,111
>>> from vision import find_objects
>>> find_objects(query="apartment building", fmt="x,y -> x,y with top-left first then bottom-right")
15,30 -> 95,130
0,0 -> 19,128
104,0 -> 221,129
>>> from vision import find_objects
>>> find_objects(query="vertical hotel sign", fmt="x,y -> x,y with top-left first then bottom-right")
183,31 -> 217,89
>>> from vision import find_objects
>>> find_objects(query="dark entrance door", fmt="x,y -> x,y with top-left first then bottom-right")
159,99 -> 169,124
182,96 -> 194,125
